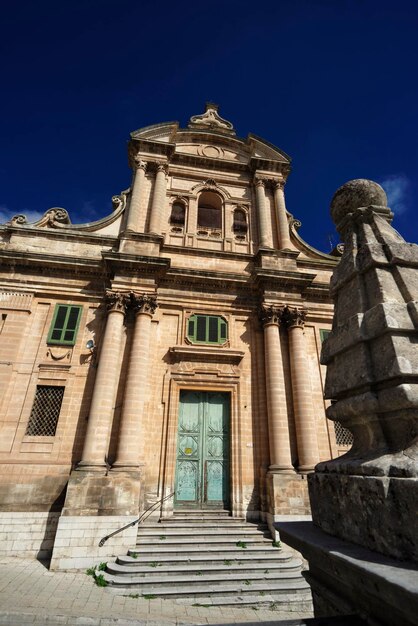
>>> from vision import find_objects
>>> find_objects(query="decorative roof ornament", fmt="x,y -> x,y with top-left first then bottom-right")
188,103 -> 235,136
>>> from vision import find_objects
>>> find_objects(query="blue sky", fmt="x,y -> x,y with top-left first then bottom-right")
1,0 -> 417,252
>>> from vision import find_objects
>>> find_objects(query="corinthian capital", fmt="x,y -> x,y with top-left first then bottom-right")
105,290 -> 130,314
259,304 -> 284,327
156,163 -> 169,175
273,179 -> 284,191
134,155 -> 147,171
282,306 -> 307,329
254,176 -> 266,188
131,293 -> 158,315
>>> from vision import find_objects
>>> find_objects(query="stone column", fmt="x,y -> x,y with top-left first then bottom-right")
78,291 -> 129,471
255,177 -> 272,248
112,294 -> 157,470
126,157 -> 147,232
273,180 -> 292,250
148,163 -> 168,235
260,305 -> 294,472
284,307 -> 319,471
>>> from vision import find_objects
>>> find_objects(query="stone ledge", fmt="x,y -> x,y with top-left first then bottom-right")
279,521 -> 418,626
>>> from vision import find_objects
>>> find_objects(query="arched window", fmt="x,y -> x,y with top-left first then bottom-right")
197,191 -> 222,230
170,201 -> 186,226
233,208 -> 248,233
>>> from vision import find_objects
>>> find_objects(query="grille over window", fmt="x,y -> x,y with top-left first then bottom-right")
334,420 -> 353,447
25,385 -> 65,436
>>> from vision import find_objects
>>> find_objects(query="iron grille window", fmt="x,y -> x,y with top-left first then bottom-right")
334,420 -> 354,447
25,385 -> 65,436
47,305 -> 82,345
187,315 -> 227,345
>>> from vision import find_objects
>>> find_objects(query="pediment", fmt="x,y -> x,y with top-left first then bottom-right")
174,142 -> 248,163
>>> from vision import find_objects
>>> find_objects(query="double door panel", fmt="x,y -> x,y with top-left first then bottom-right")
175,390 -> 229,508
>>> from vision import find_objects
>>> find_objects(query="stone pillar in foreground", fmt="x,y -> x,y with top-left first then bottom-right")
255,177 -> 272,248
283,306 -> 319,471
273,180 -> 292,250
126,157 -> 147,232
311,178 -> 418,559
113,294 -> 157,471
78,291 -> 129,471
260,305 -> 293,472
279,179 -> 418,626
148,163 -> 168,234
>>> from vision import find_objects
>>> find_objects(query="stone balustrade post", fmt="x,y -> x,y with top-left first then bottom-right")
283,307 -> 319,471
78,291 -> 129,471
148,163 -> 168,235
112,294 -> 157,470
255,177 -> 272,249
260,305 -> 294,472
273,180 -> 292,250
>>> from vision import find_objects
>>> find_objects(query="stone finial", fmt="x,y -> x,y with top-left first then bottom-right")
188,103 -> 235,136
330,179 -> 394,239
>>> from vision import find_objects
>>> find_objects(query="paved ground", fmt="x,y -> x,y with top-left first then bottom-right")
0,557 -> 313,626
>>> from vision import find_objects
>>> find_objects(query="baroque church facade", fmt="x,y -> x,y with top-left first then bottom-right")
0,104 -> 348,568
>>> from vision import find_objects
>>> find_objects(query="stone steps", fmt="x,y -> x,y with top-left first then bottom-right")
103,512 -> 312,611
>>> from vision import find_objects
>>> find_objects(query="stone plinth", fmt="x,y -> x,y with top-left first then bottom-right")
62,470 -> 142,516
309,473 -> 418,562
279,521 -> 418,626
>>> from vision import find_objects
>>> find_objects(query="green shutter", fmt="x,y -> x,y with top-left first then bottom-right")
47,305 -> 82,345
187,315 -> 227,345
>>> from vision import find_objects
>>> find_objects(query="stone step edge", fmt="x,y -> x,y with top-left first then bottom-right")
104,570 -> 304,584
174,594 -> 313,608
112,560 -> 302,573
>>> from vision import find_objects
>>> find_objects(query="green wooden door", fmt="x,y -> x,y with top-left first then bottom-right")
175,390 -> 230,508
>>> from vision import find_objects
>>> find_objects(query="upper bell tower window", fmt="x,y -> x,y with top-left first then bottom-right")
233,208 -> 248,233
197,191 -> 222,229
170,201 -> 186,226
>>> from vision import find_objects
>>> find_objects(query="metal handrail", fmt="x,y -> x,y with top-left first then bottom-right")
98,491 -> 175,547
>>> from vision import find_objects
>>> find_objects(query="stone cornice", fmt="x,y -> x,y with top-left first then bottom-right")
0,249 -> 104,274
169,345 -> 244,364
0,225 -> 119,246
102,251 -> 170,276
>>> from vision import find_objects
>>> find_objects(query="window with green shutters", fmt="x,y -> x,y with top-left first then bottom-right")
187,315 -> 227,345
47,305 -> 82,345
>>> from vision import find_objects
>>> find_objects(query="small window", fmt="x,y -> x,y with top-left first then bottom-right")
170,201 -> 186,226
187,314 -> 228,345
47,305 -> 82,345
25,385 -> 65,436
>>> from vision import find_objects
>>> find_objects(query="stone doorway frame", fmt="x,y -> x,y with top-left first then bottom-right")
160,369 -> 243,519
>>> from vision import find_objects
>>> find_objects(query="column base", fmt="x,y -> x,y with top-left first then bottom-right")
268,464 -> 296,474
298,465 -> 316,473
111,462 -> 143,473
76,461 -> 107,473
